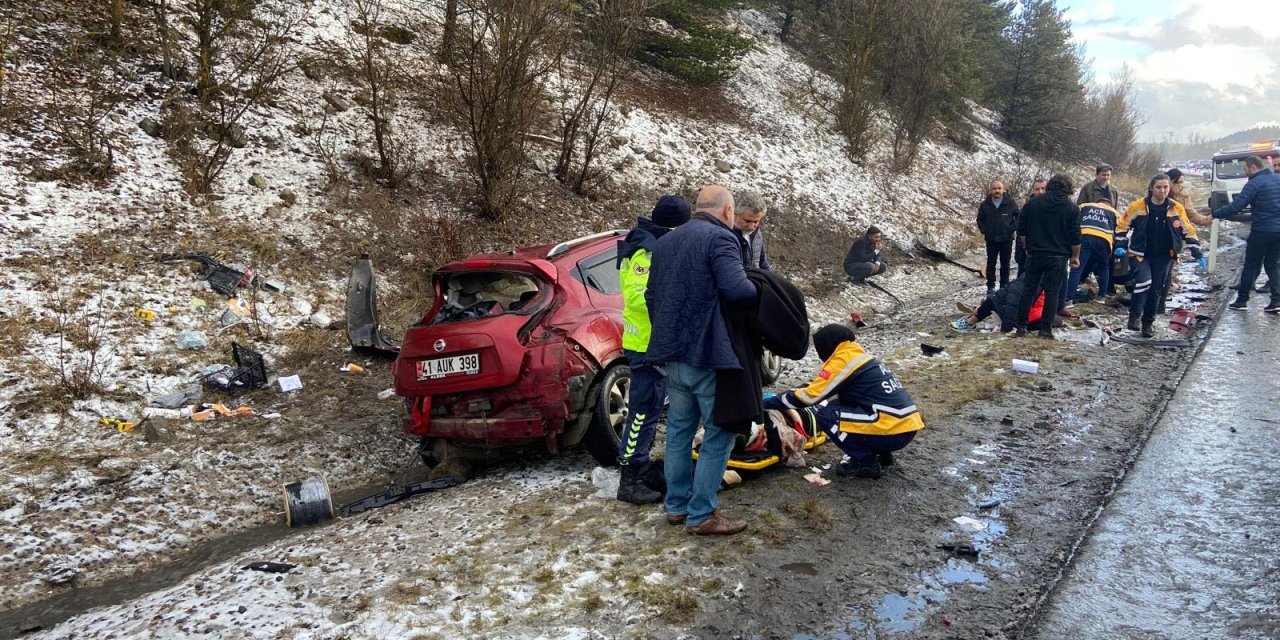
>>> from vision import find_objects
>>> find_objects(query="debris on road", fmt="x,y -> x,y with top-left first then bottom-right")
921,343 -> 945,356
340,363 -> 365,373
278,375 -> 303,392
203,343 -> 270,396
1011,359 -> 1039,374
100,417 -> 135,433
377,388 -> 396,400
242,561 -> 296,574
952,515 -> 988,531
175,330 -> 208,350
134,308 -> 156,322
149,385 -> 202,409
803,473 -> 830,486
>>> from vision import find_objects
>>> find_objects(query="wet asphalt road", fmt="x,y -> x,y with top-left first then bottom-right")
1033,305 -> 1280,638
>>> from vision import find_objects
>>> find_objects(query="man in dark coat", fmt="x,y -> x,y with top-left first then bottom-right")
1015,174 -> 1081,338
1210,156 -> 1280,312
977,180 -> 1019,292
843,226 -> 886,284
646,184 -> 758,536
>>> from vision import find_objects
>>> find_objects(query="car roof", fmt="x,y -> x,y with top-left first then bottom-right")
440,230 -> 624,271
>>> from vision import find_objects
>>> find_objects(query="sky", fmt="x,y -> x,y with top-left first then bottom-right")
1062,0 -> 1280,142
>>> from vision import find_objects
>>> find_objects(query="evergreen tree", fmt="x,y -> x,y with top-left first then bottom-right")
988,0 -> 1085,154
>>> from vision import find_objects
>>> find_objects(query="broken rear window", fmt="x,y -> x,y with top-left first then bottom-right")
432,272 -> 544,323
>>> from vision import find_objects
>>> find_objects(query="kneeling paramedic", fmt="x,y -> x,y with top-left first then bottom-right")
763,324 -> 924,479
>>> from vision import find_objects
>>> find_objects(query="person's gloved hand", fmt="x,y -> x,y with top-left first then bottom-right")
1114,246 -> 1127,257
1198,256 -> 1208,270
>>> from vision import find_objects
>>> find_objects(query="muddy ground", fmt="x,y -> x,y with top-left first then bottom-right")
0,224 -> 1247,639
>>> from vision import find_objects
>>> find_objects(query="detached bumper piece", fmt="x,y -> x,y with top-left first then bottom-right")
339,477 -> 458,516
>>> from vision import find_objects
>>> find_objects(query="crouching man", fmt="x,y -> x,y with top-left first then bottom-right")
763,324 -> 924,479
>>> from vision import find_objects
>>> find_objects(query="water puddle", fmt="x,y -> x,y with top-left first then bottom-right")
873,592 -> 934,633
779,562 -> 818,576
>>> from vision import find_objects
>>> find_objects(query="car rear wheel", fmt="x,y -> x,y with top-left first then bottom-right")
583,364 -> 629,466
761,348 -> 782,385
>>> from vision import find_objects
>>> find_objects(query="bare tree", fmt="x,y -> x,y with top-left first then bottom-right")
825,0 -> 887,161
148,0 -> 181,80
450,0 -> 566,220
165,3 -> 298,194
439,0 -> 458,65
550,0 -> 648,195
47,40 -> 124,179
110,0 -> 125,41
344,0 -> 414,186
880,0 -> 965,171
182,0 -> 254,100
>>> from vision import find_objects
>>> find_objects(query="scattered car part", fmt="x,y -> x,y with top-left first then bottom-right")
281,474 -> 458,527
913,235 -> 984,277
242,561 -> 296,574
346,253 -> 401,355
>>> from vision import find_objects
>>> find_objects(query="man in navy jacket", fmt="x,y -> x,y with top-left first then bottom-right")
646,184 -> 758,536
1211,156 -> 1280,312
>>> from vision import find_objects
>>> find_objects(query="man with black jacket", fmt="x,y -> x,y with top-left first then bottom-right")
1015,174 -> 1081,338
977,180 -> 1019,292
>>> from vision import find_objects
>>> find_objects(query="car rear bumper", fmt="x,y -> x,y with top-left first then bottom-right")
403,414 -> 548,442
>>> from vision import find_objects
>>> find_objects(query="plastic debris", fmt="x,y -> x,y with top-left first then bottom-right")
100,417 -> 135,432
176,330 -> 208,350
377,388 -> 396,400
262,412 -> 282,420
142,407 -> 184,420
278,374 -> 303,392
149,385 -> 202,409
803,473 -> 830,486
936,543 -> 980,558
202,343 -> 270,396
590,466 -> 619,498
952,515 -> 987,531
340,363 -> 365,373
921,343 -> 945,356
135,308 -> 156,322
1011,359 -> 1039,374
849,311 -> 867,328
309,311 -> 333,329
722,470 -> 742,487
191,297 -> 210,313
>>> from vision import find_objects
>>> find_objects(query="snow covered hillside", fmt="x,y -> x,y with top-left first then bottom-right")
0,0 -> 1052,626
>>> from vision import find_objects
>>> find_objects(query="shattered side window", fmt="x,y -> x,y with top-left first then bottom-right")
433,272 -> 544,323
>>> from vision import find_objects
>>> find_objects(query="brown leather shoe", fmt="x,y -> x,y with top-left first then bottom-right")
665,512 -> 687,525
686,511 -> 747,536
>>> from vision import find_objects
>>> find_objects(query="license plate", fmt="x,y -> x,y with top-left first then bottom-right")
416,353 -> 480,380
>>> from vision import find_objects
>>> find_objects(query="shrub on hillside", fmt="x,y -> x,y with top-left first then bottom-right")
636,1 -> 750,85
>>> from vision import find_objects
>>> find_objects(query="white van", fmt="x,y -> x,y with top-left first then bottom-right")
1209,140 -> 1280,212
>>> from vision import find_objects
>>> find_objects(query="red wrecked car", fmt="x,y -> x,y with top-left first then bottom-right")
347,230 -> 782,467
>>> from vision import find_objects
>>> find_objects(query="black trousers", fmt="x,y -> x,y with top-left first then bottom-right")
1236,230 -> 1280,303
1016,255 -> 1067,332
1129,254 -> 1172,324
986,239 -> 1013,289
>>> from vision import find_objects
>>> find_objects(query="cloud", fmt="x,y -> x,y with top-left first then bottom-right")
1068,0 -> 1280,140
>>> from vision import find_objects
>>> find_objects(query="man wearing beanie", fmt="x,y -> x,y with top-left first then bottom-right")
763,324 -> 924,479
614,194 -> 692,504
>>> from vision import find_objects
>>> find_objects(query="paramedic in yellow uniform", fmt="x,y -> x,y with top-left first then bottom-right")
763,324 -> 924,479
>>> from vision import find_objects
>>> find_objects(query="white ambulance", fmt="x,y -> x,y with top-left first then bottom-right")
1208,140 -> 1280,212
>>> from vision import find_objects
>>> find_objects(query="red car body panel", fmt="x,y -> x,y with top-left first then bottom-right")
391,234 -> 624,451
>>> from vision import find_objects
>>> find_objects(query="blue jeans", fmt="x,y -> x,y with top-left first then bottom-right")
617,350 -> 666,466
1066,237 -> 1112,305
663,362 -> 736,526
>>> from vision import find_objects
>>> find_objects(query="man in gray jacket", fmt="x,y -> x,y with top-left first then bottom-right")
734,191 -> 770,270
1077,164 -> 1118,209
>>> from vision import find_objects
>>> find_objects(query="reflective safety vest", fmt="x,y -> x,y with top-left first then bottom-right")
620,249 -> 654,352
777,341 -> 924,436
